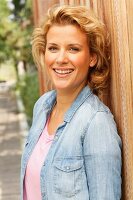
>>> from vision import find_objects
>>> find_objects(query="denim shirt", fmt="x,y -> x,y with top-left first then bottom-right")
21,86 -> 122,200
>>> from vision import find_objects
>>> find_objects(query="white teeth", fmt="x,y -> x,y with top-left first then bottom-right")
54,69 -> 73,74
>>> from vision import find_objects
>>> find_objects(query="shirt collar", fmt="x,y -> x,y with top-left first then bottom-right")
64,86 -> 92,122
43,86 -> 92,122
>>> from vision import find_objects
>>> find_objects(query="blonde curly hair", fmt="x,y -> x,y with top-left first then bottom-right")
32,5 -> 110,94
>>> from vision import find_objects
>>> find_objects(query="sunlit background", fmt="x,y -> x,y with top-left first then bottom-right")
0,1 -> 39,199
0,0 -> 39,125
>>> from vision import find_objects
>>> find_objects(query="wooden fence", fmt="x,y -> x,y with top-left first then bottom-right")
32,0 -> 133,199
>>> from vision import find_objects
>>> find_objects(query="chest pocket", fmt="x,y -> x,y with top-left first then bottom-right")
53,158 -> 84,197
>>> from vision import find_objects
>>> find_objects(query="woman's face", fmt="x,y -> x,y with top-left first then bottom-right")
45,24 -> 96,93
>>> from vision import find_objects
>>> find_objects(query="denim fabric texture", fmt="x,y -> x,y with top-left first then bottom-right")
20,86 -> 122,200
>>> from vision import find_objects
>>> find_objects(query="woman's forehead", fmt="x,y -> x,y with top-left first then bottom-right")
46,24 -> 88,44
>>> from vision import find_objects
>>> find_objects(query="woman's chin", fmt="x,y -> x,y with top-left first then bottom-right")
53,83 -> 71,92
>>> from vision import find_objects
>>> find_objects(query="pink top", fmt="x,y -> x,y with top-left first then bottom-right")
24,119 -> 54,200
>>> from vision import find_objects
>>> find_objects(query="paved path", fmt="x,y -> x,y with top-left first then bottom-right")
0,86 -> 26,200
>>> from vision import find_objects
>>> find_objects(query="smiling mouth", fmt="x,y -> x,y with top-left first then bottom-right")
53,69 -> 74,75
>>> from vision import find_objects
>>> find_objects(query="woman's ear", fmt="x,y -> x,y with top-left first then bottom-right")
89,54 -> 97,67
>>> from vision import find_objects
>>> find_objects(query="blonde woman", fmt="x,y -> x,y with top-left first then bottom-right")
21,5 -> 122,200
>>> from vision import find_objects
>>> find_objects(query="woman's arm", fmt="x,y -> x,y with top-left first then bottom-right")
83,111 -> 122,200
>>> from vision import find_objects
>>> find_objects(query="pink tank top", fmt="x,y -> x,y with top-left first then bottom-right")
24,119 -> 54,200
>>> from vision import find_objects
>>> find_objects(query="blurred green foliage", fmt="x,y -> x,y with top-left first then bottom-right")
0,0 -> 34,70
18,72 -> 39,125
0,0 -> 40,123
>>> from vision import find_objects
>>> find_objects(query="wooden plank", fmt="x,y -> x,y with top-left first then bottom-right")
126,0 -> 133,107
111,1 -> 133,199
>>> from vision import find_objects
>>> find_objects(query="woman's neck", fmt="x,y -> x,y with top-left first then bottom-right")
48,86 -> 86,134
55,85 -> 85,114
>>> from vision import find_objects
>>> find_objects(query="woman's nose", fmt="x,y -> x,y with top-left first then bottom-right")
56,50 -> 68,64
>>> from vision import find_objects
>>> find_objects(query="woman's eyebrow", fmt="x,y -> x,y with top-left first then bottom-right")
47,43 -> 58,46
68,43 -> 83,47
47,42 -> 82,47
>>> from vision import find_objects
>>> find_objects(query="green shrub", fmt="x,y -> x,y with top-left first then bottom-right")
18,72 -> 39,125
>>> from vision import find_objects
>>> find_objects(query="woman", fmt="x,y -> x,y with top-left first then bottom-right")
21,5 -> 122,200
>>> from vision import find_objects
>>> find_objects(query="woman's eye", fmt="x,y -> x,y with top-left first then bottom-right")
48,47 -> 58,52
69,47 -> 80,52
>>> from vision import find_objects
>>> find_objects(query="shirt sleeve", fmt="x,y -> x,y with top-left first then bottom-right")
83,111 -> 122,200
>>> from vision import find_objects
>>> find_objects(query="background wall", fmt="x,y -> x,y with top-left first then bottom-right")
32,0 -> 133,199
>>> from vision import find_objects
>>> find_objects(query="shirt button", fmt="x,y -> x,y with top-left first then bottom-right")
66,166 -> 70,170
55,135 -> 58,139
42,193 -> 45,197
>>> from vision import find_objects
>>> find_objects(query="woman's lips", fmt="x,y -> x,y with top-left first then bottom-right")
54,69 -> 74,74
52,68 -> 74,79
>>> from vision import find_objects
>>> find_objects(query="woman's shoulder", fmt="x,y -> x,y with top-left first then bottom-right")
30,90 -> 56,120
83,95 -> 122,152
81,93 -> 111,119
34,90 -> 56,109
